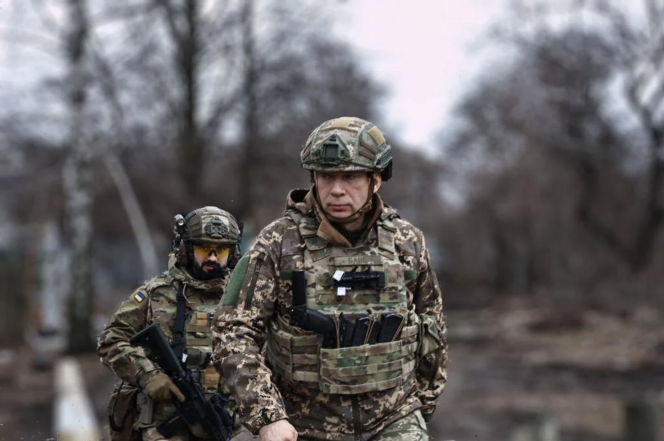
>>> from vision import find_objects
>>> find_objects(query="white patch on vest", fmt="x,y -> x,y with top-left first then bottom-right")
333,270 -> 345,281
337,287 -> 349,296
182,353 -> 188,363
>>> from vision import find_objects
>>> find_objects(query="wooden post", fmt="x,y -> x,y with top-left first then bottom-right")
54,357 -> 99,440
624,395 -> 660,441
0,250 -> 26,348
510,411 -> 559,441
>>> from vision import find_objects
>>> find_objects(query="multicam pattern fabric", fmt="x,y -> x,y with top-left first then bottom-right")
211,189 -> 447,440
98,261 -> 233,438
300,116 -> 392,175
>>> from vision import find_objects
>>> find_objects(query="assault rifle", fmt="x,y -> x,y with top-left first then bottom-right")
130,323 -> 233,441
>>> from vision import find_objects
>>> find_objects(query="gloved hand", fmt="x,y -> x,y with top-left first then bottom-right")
143,372 -> 185,403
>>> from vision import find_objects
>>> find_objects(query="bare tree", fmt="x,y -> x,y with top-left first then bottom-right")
236,0 -> 259,226
498,0 -> 664,272
439,0 -> 664,306
1,0 -> 402,306
63,0 -> 94,353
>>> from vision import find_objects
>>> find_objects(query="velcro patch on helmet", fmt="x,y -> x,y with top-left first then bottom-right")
359,138 -> 377,154
301,143 -> 311,161
367,126 -> 385,145
359,135 -> 377,160
204,217 -> 228,238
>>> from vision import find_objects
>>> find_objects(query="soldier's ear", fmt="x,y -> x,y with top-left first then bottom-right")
372,172 -> 382,193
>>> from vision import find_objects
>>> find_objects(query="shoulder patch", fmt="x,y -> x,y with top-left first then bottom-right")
133,291 -> 146,303
221,255 -> 250,306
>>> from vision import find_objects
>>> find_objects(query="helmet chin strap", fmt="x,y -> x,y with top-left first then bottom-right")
318,176 -> 375,225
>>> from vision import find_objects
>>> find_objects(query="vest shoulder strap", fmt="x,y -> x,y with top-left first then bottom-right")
285,209 -> 327,252
376,216 -> 397,255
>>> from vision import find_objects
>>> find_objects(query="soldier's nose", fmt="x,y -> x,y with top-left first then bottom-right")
208,252 -> 218,262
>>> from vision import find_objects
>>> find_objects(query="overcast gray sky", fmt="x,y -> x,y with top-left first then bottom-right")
336,0 -> 507,151
0,0 -> 508,153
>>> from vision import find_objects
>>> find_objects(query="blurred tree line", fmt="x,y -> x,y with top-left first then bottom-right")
439,0 -> 664,308
2,0 -> 663,351
0,0 -> 443,350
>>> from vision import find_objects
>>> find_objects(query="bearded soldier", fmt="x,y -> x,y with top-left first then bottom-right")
98,206 -> 251,441
212,117 -> 447,441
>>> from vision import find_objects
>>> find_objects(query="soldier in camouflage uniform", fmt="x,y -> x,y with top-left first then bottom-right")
98,206 -> 251,441
211,117 -> 447,441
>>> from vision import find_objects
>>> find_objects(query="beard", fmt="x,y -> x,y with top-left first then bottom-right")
193,260 -> 226,280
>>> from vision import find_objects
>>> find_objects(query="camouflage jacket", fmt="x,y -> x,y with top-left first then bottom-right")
211,189 -> 447,439
98,261 -> 229,428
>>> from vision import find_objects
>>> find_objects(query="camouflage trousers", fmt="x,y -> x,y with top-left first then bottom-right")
142,425 -> 257,441
370,410 -> 429,441
297,410 -> 429,441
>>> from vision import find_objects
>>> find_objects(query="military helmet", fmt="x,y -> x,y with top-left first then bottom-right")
300,116 -> 392,181
181,206 -> 240,246
173,206 -> 242,269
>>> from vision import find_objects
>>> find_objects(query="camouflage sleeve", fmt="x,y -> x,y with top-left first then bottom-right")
413,232 -> 448,421
97,285 -> 159,387
211,221 -> 288,435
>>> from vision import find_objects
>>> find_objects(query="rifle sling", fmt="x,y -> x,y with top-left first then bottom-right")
172,282 -> 187,364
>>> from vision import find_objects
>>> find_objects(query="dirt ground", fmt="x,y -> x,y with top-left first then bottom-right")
431,304 -> 664,441
1,305 -> 664,441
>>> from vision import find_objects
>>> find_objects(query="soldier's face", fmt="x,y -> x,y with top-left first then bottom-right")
193,244 -> 230,272
315,171 -> 382,218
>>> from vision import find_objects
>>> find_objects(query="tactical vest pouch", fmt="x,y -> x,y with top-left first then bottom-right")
319,341 -> 402,394
267,317 -> 321,384
135,391 -> 154,426
318,337 -> 418,394
201,365 -> 221,390
267,316 -> 420,394
107,382 -> 141,441
416,314 -> 445,391
184,308 -> 225,396
418,314 -> 443,357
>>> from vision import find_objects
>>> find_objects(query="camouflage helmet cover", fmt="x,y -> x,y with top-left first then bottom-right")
182,206 -> 240,246
300,116 -> 392,180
